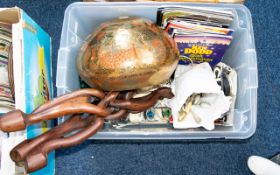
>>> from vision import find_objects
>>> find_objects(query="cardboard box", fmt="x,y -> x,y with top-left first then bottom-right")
0,7 -> 54,175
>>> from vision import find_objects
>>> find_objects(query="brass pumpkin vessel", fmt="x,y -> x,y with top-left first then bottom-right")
77,17 -> 179,91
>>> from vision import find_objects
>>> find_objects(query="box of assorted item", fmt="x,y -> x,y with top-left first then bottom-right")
0,7 -> 54,175
0,2 -> 258,173
56,2 -> 257,140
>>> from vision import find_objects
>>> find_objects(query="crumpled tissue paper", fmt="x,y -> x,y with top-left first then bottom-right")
170,63 -> 231,130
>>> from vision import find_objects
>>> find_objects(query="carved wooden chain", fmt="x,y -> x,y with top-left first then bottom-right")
0,87 -> 174,173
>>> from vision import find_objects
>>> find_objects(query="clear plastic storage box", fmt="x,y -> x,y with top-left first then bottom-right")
56,2 -> 258,140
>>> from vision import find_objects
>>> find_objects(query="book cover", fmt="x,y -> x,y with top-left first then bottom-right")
175,35 -> 232,66
21,10 -> 54,175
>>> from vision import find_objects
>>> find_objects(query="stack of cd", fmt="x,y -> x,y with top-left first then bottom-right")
157,6 -> 234,67
0,23 -> 14,112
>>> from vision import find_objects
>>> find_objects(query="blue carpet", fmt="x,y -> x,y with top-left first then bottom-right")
0,0 -> 279,175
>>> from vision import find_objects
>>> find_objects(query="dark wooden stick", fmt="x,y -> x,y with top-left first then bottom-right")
0,97 -> 109,132
105,91 -> 134,120
109,87 -> 174,111
19,92 -> 120,172
33,89 -> 105,113
24,117 -> 104,173
10,114 -> 95,164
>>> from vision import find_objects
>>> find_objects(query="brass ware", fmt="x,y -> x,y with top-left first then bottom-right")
77,17 -> 179,91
